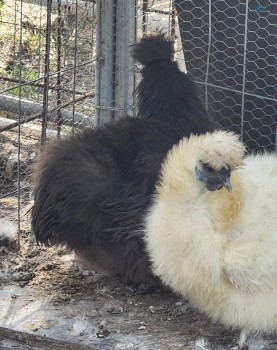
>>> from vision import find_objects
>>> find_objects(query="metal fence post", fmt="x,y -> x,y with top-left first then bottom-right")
95,0 -> 137,125
114,0 -> 137,118
95,0 -> 116,124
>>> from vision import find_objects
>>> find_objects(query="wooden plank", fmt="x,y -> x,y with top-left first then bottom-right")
0,327 -> 100,350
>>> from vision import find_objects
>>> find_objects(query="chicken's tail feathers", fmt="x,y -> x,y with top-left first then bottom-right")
132,34 -> 174,66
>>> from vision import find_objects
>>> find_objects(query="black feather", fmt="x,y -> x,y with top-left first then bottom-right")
31,35 -> 219,285
132,34 -> 174,66
133,34 -> 219,131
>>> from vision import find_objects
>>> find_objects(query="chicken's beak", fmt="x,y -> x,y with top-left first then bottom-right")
222,177 -> 232,192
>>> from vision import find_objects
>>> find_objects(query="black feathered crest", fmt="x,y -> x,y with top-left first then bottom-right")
132,34 -> 218,132
132,34 -> 174,66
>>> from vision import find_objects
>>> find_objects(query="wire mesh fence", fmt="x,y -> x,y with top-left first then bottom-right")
0,0 -> 96,234
175,0 -> 276,152
0,0 -> 276,237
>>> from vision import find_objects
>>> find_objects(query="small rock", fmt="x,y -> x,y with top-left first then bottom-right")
96,329 -> 110,338
82,270 -> 90,276
27,250 -> 38,258
58,293 -> 71,301
3,151 -> 29,179
40,263 -> 58,271
29,152 -> 36,160
107,306 -> 124,314
96,318 -> 109,338
149,306 -> 155,314
18,280 -> 28,287
14,272 -> 35,281
115,343 -> 134,349
138,326 -> 146,330
11,294 -> 22,299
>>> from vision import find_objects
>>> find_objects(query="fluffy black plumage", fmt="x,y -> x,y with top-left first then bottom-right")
31,35 -> 219,285
133,35 -> 216,129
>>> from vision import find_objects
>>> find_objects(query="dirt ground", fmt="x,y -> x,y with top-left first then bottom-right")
1,219 -> 277,350
0,229 -> 239,350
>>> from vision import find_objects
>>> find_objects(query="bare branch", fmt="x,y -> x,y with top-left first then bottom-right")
0,91 -> 95,133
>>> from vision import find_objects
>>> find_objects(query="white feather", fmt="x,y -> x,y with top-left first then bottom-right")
145,130 -> 277,345
195,337 -> 209,349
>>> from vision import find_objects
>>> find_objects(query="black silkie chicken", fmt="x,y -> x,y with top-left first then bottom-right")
31,35 -> 218,284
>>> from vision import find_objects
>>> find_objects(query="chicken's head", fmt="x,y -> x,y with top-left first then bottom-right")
193,131 -> 246,193
195,162 -> 232,192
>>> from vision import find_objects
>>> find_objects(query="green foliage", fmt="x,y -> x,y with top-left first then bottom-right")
0,0 -> 4,22
12,63 -> 37,96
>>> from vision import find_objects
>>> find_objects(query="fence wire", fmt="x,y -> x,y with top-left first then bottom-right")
0,0 -> 276,237
175,0 -> 276,152
0,0 -> 96,232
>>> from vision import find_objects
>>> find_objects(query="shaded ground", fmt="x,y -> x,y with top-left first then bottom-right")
0,233 -> 233,350
1,222 -> 277,350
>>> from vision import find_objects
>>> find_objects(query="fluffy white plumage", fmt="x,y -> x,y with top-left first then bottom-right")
144,130 -> 277,347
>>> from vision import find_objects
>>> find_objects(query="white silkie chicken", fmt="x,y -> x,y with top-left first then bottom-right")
144,130 -> 277,348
